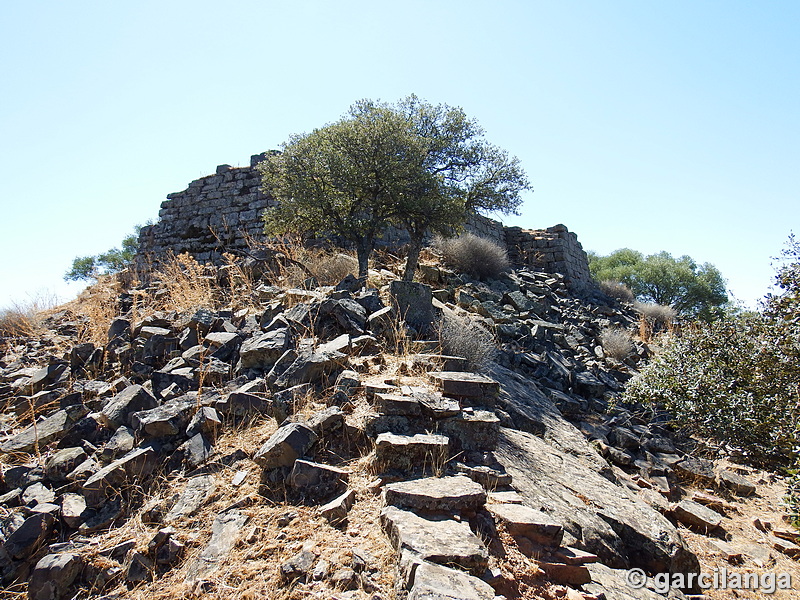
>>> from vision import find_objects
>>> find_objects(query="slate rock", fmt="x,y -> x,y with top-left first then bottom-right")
319,489 -> 356,524
674,457 -> 716,485
672,500 -> 723,529
60,493 -> 88,529
253,423 -> 317,470
390,281 -> 435,332
717,470 -> 756,496
165,475 -> 217,523
82,447 -> 158,507
4,512 -> 55,560
100,427 -> 135,462
280,549 -> 315,582
407,560 -> 495,600
381,506 -> 488,573
429,371 -> 499,406
374,433 -> 449,473
237,328 -> 291,371
383,475 -> 486,512
21,483 -> 55,507
185,510 -> 249,582
28,552 -> 82,600
487,502 -> 563,547
99,385 -> 158,430
1,405 -> 88,453
130,396 -> 195,437
287,460 -> 348,501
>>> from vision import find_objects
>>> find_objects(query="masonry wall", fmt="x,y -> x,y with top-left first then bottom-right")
136,153 -> 592,289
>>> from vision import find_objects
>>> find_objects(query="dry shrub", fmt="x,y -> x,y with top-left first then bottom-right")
435,233 -> 510,280
634,301 -> 677,341
306,252 -> 357,286
437,310 -> 496,372
599,327 -> 634,360
1,292 -> 61,341
66,275 -> 123,345
154,252 -> 216,312
599,280 -> 635,303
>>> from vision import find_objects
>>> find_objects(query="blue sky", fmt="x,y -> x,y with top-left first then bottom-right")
2,1 -> 798,310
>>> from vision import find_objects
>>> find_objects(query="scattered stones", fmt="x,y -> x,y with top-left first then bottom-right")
672,500 -> 723,530
717,470 -> 756,496
253,423 -> 317,470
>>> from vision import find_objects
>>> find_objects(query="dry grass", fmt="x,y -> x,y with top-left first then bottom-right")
599,327 -> 634,361
0,292 -> 60,341
634,301 -> 677,342
435,233 -> 510,280
436,309 -> 497,373
154,253 -> 217,313
598,280 -> 635,304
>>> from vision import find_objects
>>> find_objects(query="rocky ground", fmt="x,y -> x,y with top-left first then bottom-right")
0,252 -> 796,599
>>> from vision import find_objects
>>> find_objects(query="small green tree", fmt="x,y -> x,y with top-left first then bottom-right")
589,248 -> 728,321
65,227 -> 141,281
394,96 -> 529,280
260,100 -> 425,281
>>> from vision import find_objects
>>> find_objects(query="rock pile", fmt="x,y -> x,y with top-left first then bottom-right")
0,257 -> 785,599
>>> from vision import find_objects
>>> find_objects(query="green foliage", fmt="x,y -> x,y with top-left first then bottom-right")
625,236 -> 800,470
259,96 -> 529,281
588,248 -> 728,321
65,228 -> 141,281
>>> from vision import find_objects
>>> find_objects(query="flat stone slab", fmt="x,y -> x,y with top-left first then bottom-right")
373,393 -> 422,416
674,457 -> 716,485
383,475 -> 486,512
428,371 -> 499,405
319,489 -> 356,524
486,503 -> 564,547
185,510 -> 249,582
82,447 -> 157,507
717,470 -> 756,496
672,499 -> 723,529
381,506 -> 488,573
408,560 -> 495,600
165,475 -> 217,524
0,405 -> 88,453
374,433 -> 449,473
288,459 -> 348,501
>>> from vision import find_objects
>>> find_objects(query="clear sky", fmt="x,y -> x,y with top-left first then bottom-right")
2,1 -> 798,311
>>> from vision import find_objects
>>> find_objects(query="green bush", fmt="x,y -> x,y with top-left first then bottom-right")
436,233 -> 510,280
625,236 -> 800,467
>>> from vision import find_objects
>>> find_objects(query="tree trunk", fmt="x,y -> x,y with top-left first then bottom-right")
355,239 -> 371,285
403,234 -> 424,282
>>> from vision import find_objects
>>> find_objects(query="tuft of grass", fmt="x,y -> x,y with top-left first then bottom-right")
435,233 -> 510,280
599,280 -> 635,303
437,310 -> 497,373
634,301 -> 676,341
599,327 -> 634,361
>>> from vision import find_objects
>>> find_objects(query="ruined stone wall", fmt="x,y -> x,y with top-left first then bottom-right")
136,153 -> 592,289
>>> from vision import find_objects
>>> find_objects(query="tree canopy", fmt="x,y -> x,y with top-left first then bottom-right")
64,227 -> 141,281
588,248 -> 728,321
259,96 -> 529,282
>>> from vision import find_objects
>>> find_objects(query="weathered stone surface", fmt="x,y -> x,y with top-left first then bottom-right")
280,549 -> 315,582
125,550 -> 154,582
306,406 -> 344,436
4,512 -> 55,559
79,497 -> 123,533
438,410 -> 499,451
584,562 -> 690,600
381,506 -> 488,573
131,396 -> 195,437
0,405 -> 88,453
253,423 -> 317,470
770,536 -> 800,558
99,385 -> 158,430
186,406 -> 221,438
215,392 -> 271,418
672,500 -> 723,530
82,447 -> 158,507
373,393 -> 422,416
21,483 -> 55,507
319,489 -> 356,524
428,371 -> 499,405
717,470 -> 756,496
407,560 -> 495,600
536,559 -> 592,586
237,328 -> 290,370
487,502 -> 564,547
60,493 -> 88,529
374,433 -> 449,473
101,427 -> 135,462
28,552 -> 82,600
274,348 -> 347,388
674,457 -> 716,485
179,433 -> 214,467
185,510 -> 249,582
165,475 -> 217,524
287,460 -> 348,500
383,475 -> 486,512
44,447 -> 87,483
390,281 -> 435,332
496,428 -> 699,576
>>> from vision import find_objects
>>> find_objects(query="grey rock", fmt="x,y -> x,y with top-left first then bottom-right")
438,410 -> 499,451
496,427 -> 699,576
185,510 -> 249,582
319,489 -> 356,524
287,460 -> 348,500
280,549 -> 315,582
3,512 -> 55,560
79,497 -> 123,533
373,393 -> 422,416
101,426 -> 135,462
274,348 -> 347,388
253,423 -> 317,470
21,483 -> 55,507
99,385 -> 158,430
28,552 -> 82,600
717,470 -> 756,496
390,281 -> 435,332
672,500 -> 723,529
60,493 -> 88,528
374,432 -> 449,473
674,457 -> 716,485
383,475 -> 486,512
215,392 -> 271,418
124,550 -> 153,582
82,447 -> 157,507
185,406 -> 221,438
306,406 -> 344,436
165,475 -> 217,523
44,447 -> 87,482
179,433 -> 214,468
1,405 -> 88,453
428,371 -> 499,406
237,328 -> 291,371
486,502 -> 563,546
381,506 -> 488,573
130,396 -> 195,437
407,560 -> 495,600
